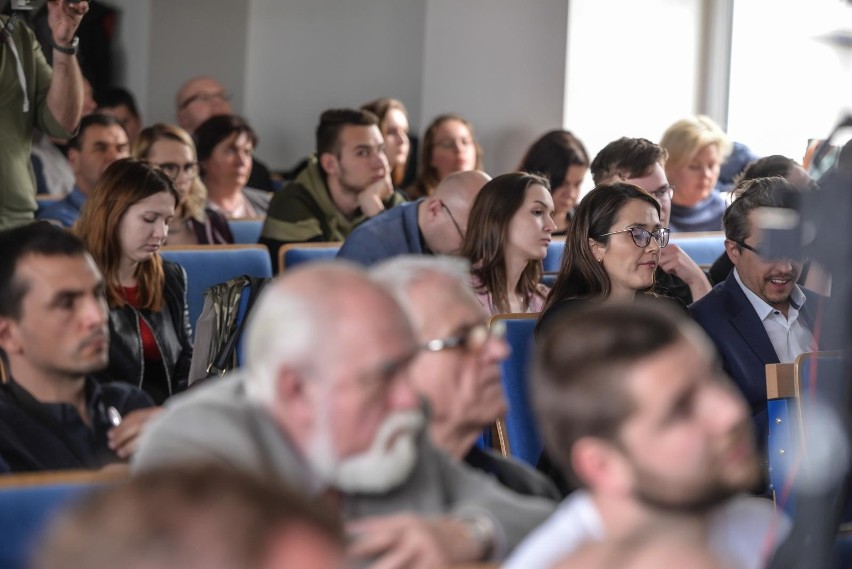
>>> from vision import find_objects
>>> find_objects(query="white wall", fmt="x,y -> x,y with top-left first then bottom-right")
107,0 -> 151,116
421,0 -> 569,176
244,0 -> 426,171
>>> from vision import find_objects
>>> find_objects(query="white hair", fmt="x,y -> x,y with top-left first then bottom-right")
370,255 -> 473,319
242,283 -> 320,405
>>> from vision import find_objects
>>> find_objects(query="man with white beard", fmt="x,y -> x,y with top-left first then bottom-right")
133,262 -> 554,567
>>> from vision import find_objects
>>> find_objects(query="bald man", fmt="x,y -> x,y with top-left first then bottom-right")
337,170 -> 491,266
175,76 -> 273,191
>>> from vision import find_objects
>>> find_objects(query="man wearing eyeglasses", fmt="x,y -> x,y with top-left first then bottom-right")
38,113 -> 129,228
134,262 -> 555,567
175,76 -> 273,191
371,256 -> 560,499
689,177 -> 830,449
338,170 -> 491,266
591,137 -> 712,305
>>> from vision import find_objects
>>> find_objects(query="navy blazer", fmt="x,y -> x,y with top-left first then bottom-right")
689,271 -> 827,443
337,199 -> 424,266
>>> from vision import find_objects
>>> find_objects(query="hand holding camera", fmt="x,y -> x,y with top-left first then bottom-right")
44,0 -> 89,49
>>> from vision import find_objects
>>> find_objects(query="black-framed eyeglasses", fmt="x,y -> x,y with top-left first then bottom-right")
155,161 -> 199,181
441,201 -> 465,241
420,320 -> 506,354
650,184 -> 675,201
733,240 -> 797,263
598,227 -> 670,248
178,90 -> 231,110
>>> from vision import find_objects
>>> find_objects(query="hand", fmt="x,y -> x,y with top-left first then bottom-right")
46,0 -> 89,46
658,244 -> 712,300
357,172 -> 394,218
107,406 -> 163,459
347,514 -> 484,569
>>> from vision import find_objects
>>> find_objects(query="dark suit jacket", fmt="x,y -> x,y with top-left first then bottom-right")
689,271 -> 827,443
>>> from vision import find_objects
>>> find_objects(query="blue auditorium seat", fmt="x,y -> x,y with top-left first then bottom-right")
543,239 -> 565,273
227,218 -> 264,244
488,313 -> 541,466
278,242 -> 342,274
669,232 -> 726,266
160,245 -> 273,336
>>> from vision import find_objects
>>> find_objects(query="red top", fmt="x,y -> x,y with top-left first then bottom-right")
122,286 -> 162,362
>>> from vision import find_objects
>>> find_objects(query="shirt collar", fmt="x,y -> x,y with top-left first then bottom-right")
733,268 -> 806,320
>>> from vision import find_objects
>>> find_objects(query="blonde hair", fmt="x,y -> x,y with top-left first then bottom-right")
659,115 -> 732,170
133,123 -> 208,222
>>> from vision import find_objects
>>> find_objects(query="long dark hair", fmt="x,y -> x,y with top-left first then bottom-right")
461,172 -> 550,313
518,130 -> 589,193
542,183 -> 660,311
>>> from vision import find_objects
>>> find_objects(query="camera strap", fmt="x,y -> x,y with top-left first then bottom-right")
1,13 -> 31,113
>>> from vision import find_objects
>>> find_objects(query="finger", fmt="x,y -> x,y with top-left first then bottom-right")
366,542 -> 420,569
348,528 -> 399,560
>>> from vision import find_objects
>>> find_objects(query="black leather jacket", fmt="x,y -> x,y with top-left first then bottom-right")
94,261 -> 193,401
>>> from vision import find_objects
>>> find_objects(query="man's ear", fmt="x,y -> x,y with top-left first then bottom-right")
0,318 -> 22,356
424,197 -> 443,222
572,437 -> 633,496
724,239 -> 741,267
319,152 -> 338,178
67,147 -> 80,173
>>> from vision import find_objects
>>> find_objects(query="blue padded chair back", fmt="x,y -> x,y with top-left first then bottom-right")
227,218 -> 264,245
489,314 -> 541,466
278,242 -> 342,273
767,351 -> 846,518
669,232 -> 725,266
543,239 -> 565,273
34,195 -> 61,218
0,476 -> 108,569
160,245 -> 273,337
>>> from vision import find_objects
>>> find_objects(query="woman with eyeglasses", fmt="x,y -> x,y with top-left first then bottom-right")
518,130 -> 589,235
194,115 -> 271,220
407,114 -> 483,199
460,172 -> 557,315
660,115 -> 731,233
538,182 -> 674,334
133,124 -> 234,245
76,159 -> 193,404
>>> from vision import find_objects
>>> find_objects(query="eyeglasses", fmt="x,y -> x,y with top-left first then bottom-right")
650,185 -> 674,201
420,320 -> 506,354
155,162 -> 199,181
734,240 -> 797,263
598,227 -> 670,248
441,201 -> 465,241
178,90 -> 231,110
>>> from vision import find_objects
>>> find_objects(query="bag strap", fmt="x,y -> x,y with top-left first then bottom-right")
206,276 -> 269,378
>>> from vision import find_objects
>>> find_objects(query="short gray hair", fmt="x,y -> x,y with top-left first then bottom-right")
370,255 -> 473,320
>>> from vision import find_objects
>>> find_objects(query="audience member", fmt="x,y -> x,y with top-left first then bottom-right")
689,177 -> 831,448
95,86 -> 142,144
371,256 -> 560,500
0,0 -> 88,229
195,114 -> 271,220
37,113 -> 129,228
407,113 -> 482,199
591,137 -> 712,304
260,109 -> 405,267
538,183 -> 670,334
31,129 -> 75,196
133,123 -> 233,245
518,129 -> 589,234
76,159 -> 193,405
0,222 -> 155,472
709,155 -> 816,285
133,263 -> 554,566
32,465 -> 344,569
337,170 -> 490,266
717,141 -> 760,193
361,97 -> 411,188
461,172 -> 556,315
175,76 -> 274,191
504,302 -> 789,569
660,115 -> 732,232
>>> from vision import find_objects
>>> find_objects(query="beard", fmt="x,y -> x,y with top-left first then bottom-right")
307,410 -> 425,494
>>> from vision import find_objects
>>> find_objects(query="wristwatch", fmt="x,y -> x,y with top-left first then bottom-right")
51,36 -> 79,56
457,514 -> 496,560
